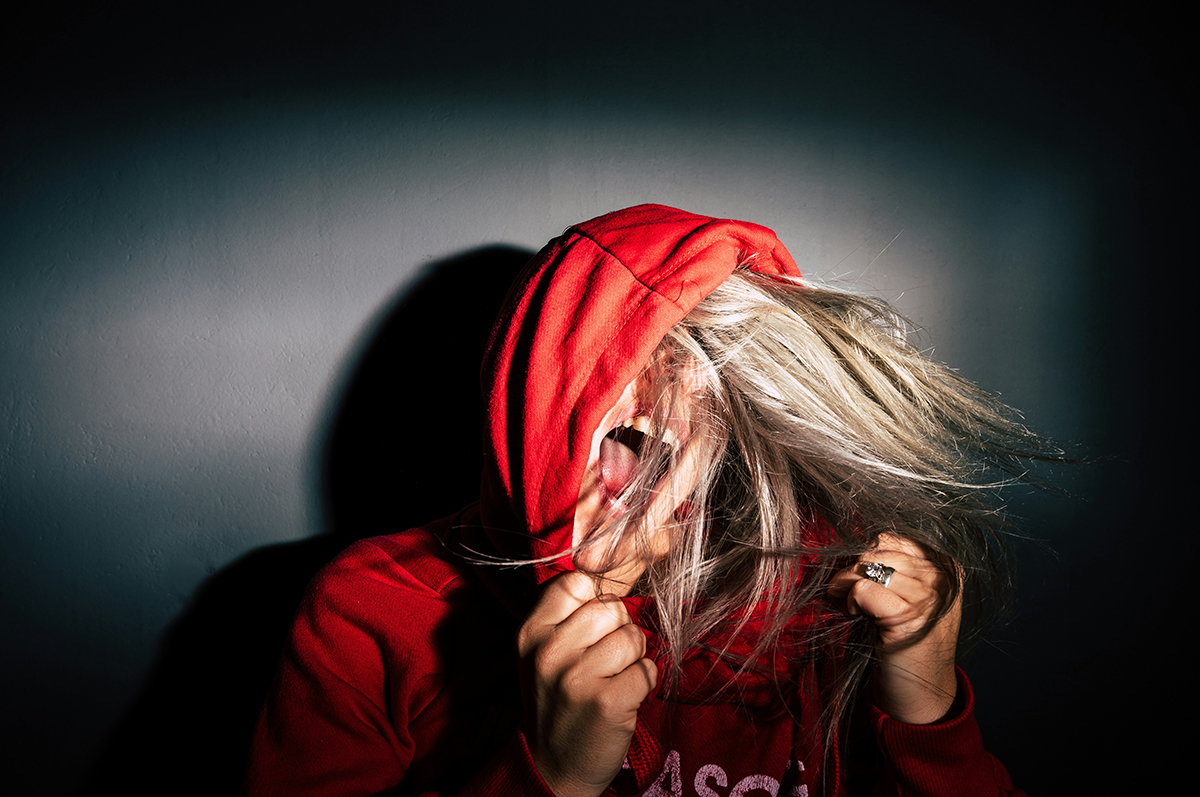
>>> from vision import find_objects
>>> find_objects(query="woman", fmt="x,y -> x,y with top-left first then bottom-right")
246,204 -> 1049,796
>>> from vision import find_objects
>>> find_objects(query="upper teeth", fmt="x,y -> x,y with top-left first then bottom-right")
620,416 -> 680,449
621,416 -> 651,433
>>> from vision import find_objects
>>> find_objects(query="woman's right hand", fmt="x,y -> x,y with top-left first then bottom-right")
517,570 -> 658,797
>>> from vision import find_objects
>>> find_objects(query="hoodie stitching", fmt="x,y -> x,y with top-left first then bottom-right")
571,221 -> 757,312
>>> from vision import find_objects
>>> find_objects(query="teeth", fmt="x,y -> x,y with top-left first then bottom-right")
621,416 -> 651,433
619,416 -> 680,449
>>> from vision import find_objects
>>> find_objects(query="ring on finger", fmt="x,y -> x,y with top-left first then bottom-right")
863,562 -> 896,588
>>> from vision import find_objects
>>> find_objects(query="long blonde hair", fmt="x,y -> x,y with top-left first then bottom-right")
574,264 -> 1063,740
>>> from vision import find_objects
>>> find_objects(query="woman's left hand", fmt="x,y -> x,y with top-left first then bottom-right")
828,533 -> 961,725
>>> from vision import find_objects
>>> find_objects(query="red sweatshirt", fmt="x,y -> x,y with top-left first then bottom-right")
245,205 -> 1025,796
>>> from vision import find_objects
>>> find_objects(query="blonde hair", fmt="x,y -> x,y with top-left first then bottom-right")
574,264 -> 1063,743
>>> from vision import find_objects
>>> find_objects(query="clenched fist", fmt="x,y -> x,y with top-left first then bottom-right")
829,533 -> 961,724
518,571 -> 658,797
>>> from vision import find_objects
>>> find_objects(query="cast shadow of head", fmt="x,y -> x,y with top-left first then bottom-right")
83,245 -> 534,795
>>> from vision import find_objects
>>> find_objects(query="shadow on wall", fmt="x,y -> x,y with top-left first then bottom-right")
82,245 -> 535,796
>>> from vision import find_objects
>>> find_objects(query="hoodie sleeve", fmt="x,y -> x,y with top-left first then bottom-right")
243,538 -> 557,797
856,668 -> 1026,797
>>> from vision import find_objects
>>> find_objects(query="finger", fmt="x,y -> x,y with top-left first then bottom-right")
828,561 -> 932,599
598,656 -> 658,716
869,538 -> 956,589
836,539 -> 949,594
575,620 -> 648,678
519,571 -> 603,654
546,570 -> 604,618
552,597 -> 638,652
869,532 -> 939,565
847,577 -> 927,627
829,561 -> 945,628
609,656 -> 658,703
558,655 -> 658,739
861,564 -> 941,603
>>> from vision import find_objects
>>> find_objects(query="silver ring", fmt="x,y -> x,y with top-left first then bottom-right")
864,562 -> 895,588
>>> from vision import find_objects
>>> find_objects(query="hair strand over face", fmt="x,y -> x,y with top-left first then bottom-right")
571,266 -> 1067,756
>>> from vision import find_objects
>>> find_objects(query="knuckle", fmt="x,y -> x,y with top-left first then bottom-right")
594,686 -> 628,718
623,623 -> 647,657
532,641 -> 561,675
561,664 -> 605,704
516,622 -> 537,654
582,598 -> 626,632
559,665 -> 586,697
604,625 -> 643,665
559,570 -> 597,602
640,658 -> 659,690
850,579 -> 874,601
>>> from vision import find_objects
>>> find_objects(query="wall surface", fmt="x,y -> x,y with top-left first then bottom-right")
1,2 -> 1181,793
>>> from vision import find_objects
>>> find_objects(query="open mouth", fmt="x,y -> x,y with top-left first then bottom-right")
597,416 -> 680,510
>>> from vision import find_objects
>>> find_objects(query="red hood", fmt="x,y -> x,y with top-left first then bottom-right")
477,204 -> 800,586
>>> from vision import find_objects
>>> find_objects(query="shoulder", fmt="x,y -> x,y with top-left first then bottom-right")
305,522 -> 479,625
291,518 -> 499,676
320,526 -> 472,595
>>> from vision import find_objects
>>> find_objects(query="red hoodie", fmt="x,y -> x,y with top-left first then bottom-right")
245,205 -> 1024,796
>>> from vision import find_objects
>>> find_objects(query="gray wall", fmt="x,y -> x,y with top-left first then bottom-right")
2,3 -> 1177,793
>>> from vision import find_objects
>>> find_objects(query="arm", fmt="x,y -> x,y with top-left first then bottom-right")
829,534 -> 960,724
243,539 -> 560,797
862,668 -> 1025,797
244,547 -> 415,796
830,535 -> 1025,796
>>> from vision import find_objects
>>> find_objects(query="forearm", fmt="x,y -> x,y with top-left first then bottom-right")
870,630 -> 959,725
864,668 -> 1026,797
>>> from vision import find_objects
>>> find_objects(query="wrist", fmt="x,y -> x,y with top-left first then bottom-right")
871,658 -> 957,724
530,747 -> 608,797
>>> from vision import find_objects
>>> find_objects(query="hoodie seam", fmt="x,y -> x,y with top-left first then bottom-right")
568,223 -> 731,312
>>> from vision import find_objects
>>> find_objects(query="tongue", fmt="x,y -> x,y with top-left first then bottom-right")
599,436 -> 639,498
